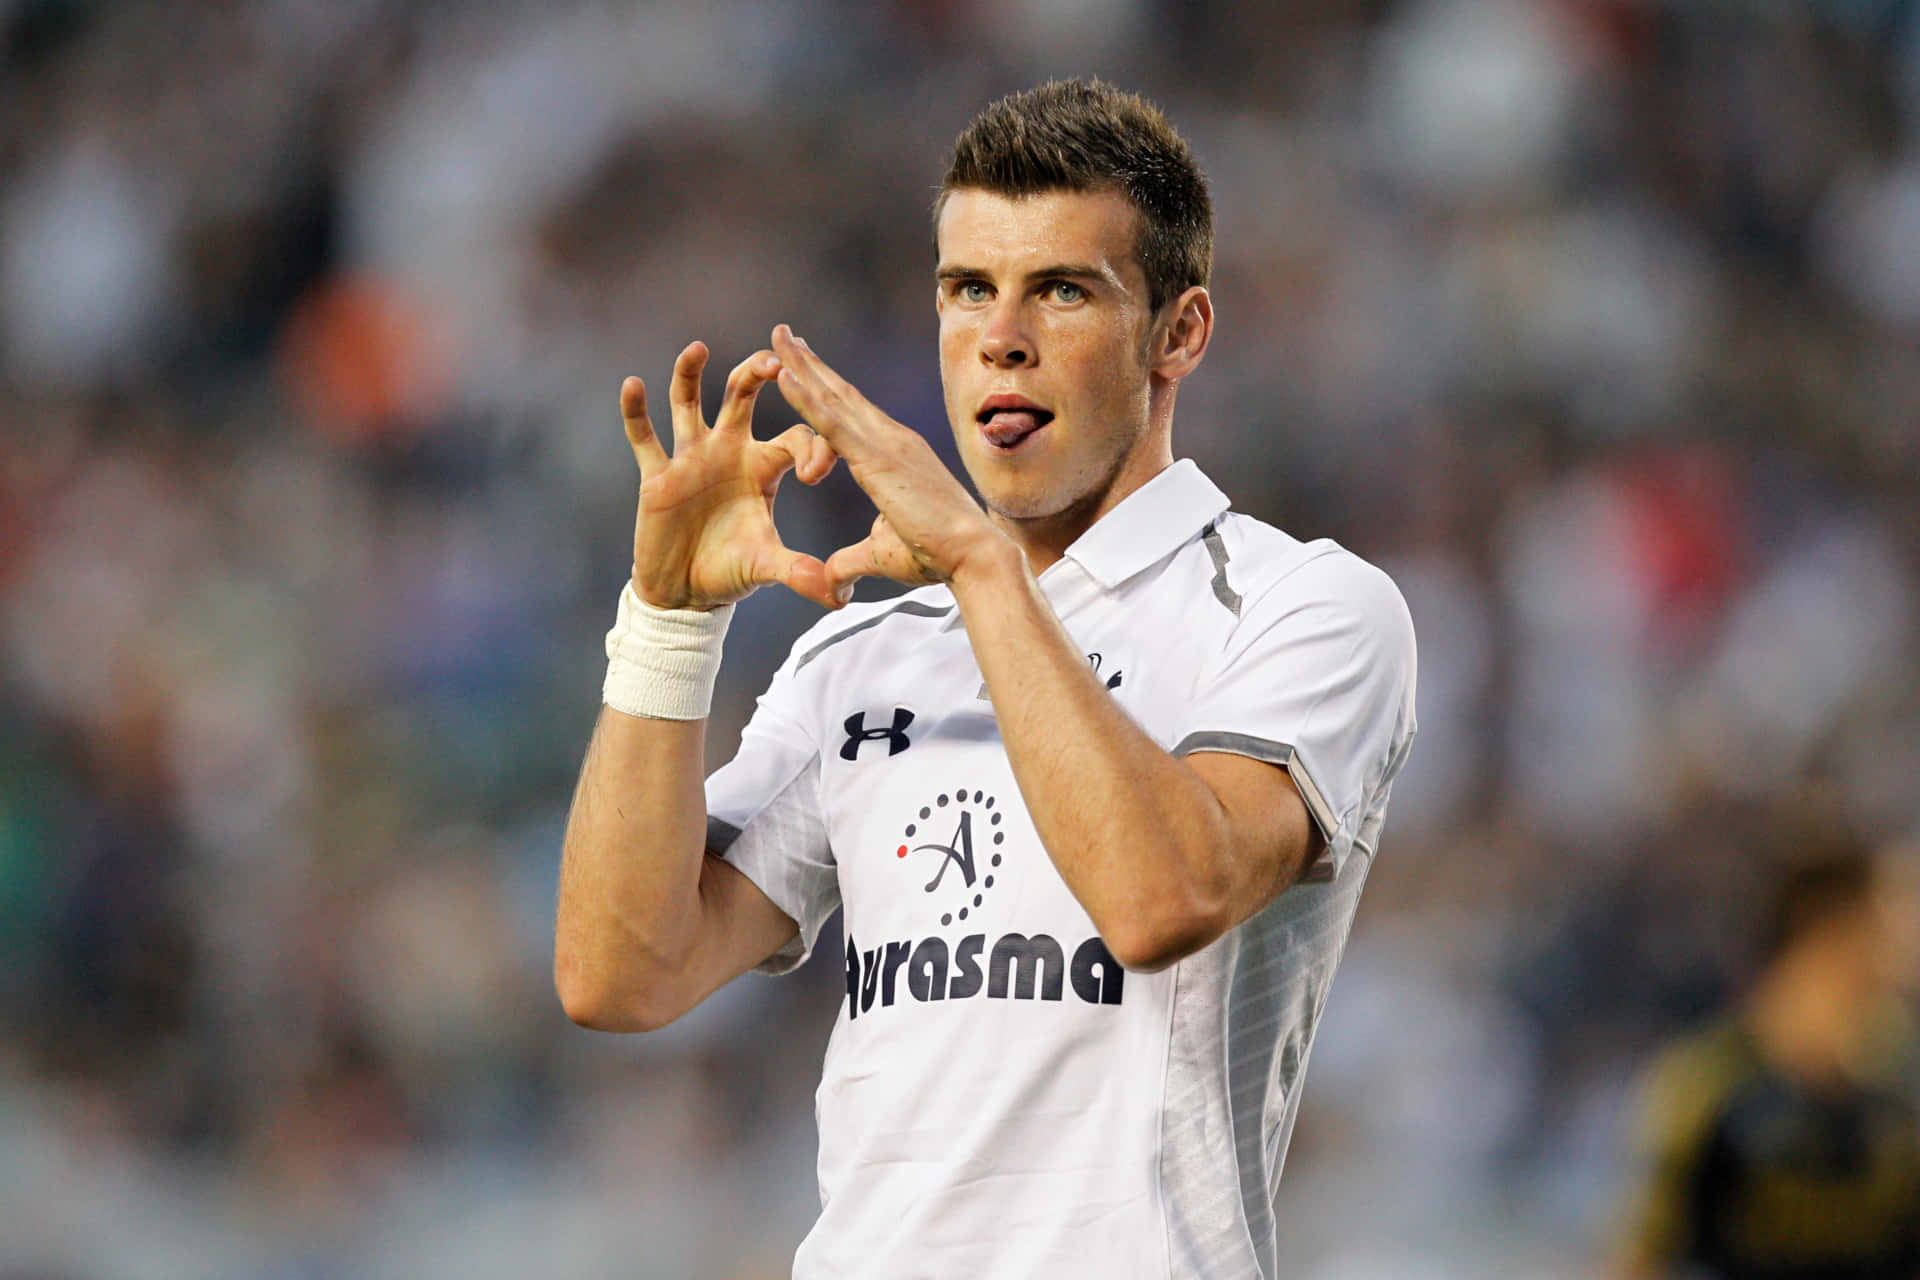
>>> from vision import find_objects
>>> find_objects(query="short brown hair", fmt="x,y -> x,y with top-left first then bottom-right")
1761,839 -> 1879,964
938,79 -> 1213,313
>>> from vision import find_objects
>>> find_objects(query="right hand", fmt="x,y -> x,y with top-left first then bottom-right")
623,342 -> 842,611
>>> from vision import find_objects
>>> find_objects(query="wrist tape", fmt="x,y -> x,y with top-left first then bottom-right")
602,583 -> 733,720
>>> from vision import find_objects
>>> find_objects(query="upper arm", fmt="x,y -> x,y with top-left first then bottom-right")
1178,546 -> 1417,883
622,636 -> 840,1029
566,854 -> 799,1034
678,852 -> 805,1005
1184,750 -> 1323,919
700,630 -> 843,978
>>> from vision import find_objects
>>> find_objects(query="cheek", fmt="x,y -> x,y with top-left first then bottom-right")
938,321 -> 973,380
1075,332 -> 1144,399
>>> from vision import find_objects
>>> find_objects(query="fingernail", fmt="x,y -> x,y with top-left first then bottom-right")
834,583 -> 855,605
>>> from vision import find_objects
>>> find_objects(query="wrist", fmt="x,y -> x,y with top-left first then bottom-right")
628,567 -> 738,614
946,528 -> 1027,596
603,582 -> 734,720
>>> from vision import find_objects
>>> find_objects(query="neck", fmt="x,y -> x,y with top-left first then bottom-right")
994,383 -> 1180,574
995,443 -> 1174,574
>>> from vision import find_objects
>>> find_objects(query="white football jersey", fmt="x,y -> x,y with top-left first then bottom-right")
706,460 -> 1417,1279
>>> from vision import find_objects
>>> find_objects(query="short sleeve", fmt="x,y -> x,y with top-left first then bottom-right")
706,652 -> 838,976
1174,549 -> 1417,881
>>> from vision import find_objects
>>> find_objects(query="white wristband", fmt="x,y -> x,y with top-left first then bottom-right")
602,583 -> 734,720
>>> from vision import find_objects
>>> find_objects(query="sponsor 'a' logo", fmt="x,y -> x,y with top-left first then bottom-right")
850,785 -> 1127,1018
896,788 -> 1003,927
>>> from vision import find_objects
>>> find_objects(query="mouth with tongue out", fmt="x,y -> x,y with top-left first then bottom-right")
977,400 -> 1054,450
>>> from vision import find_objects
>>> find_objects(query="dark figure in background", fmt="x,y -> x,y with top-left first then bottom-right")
1615,838 -> 1920,1280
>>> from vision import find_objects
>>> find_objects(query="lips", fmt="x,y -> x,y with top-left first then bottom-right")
977,398 -> 1054,449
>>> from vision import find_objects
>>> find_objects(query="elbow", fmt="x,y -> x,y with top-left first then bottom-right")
1103,924 -> 1215,974
1099,897 -> 1232,974
553,957 -> 683,1033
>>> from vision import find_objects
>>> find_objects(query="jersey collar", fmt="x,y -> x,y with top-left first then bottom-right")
1055,458 -> 1231,591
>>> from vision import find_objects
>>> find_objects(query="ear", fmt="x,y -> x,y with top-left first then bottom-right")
1150,285 -> 1212,382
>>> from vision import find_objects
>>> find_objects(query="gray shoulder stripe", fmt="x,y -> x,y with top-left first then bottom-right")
1175,729 -> 1294,767
1173,730 -> 1337,842
706,815 -> 743,855
794,599 -> 953,671
1200,519 -> 1241,617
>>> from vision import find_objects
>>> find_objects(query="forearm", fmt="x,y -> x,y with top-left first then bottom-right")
554,706 -> 711,1026
949,544 -> 1244,969
554,341 -> 834,1029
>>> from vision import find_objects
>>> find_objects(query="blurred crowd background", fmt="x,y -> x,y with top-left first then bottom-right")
3,0 -> 1919,1276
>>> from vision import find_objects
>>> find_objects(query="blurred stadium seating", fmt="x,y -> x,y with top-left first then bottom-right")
2,2 -> 1917,1276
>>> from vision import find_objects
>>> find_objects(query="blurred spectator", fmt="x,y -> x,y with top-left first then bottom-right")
0,0 -> 1917,1274
1613,830 -> 1920,1279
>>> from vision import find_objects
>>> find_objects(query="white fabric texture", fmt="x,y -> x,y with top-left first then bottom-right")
704,645 -> 837,974
601,583 -> 733,720
703,461 -> 1417,1279
1176,539 -> 1420,881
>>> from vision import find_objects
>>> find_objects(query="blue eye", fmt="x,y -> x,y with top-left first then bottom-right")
960,282 -> 990,303
1050,281 -> 1084,302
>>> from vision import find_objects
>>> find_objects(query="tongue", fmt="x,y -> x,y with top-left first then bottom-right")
984,410 -> 1044,447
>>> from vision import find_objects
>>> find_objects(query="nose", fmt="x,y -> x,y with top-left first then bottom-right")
979,299 -> 1033,367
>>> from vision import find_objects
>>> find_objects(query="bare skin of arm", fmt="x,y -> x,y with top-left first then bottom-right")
554,344 -> 841,1032
771,325 -> 1320,972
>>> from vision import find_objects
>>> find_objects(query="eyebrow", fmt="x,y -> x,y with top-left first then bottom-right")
935,262 -> 1116,286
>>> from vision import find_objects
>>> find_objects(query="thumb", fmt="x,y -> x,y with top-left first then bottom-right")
823,536 -> 880,602
770,546 -> 845,611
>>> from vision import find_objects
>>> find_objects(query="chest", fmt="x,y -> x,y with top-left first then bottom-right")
811,598 -> 1205,943
1704,1081 -> 1920,1261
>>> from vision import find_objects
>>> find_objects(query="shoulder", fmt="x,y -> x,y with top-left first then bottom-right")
1635,1020 -> 1759,1150
1211,517 -> 1415,653
782,583 -> 957,678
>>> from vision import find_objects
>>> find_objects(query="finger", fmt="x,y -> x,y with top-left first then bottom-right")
714,349 -> 782,435
668,341 -> 710,449
620,376 -> 670,475
772,326 -> 899,463
753,542 -> 843,611
772,357 -> 829,440
824,515 -> 910,596
822,536 -> 878,601
765,424 -> 838,486
771,324 -> 855,397
806,430 -> 839,484
770,326 -> 846,442
774,364 -> 872,464
747,427 -> 799,495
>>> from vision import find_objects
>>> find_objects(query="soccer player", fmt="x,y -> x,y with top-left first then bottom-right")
1614,839 -> 1920,1280
556,80 -> 1418,1278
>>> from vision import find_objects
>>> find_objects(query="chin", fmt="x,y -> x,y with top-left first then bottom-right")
979,478 -> 1098,526
973,477 -> 1056,522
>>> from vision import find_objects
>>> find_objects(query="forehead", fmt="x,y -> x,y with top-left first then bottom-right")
935,188 -> 1144,282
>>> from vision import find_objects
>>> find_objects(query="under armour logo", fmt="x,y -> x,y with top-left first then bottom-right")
842,707 -> 915,760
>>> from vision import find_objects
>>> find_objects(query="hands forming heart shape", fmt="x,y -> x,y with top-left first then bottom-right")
624,325 -> 1008,613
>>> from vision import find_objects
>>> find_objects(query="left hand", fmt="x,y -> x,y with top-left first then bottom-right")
771,324 -> 1011,596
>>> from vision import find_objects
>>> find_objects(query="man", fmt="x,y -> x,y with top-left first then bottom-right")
1615,838 -> 1920,1279
556,80 -> 1417,1278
